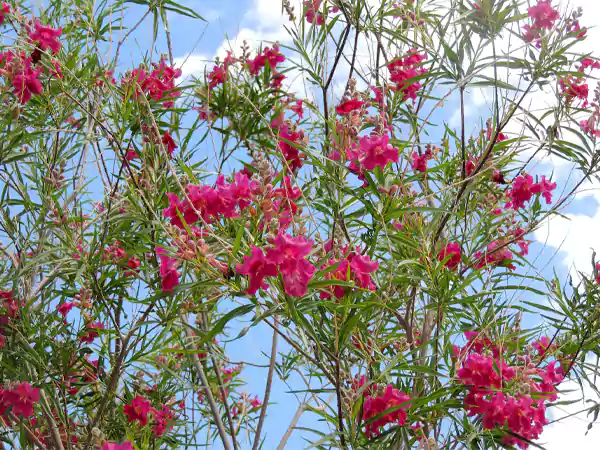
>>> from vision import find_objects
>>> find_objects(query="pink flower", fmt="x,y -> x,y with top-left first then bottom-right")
559,76 -> 589,107
358,134 -> 398,171
580,115 -> 600,137
362,385 -> 411,437
568,18 -> 587,39
507,174 -> 535,209
578,58 -> 600,73
57,302 -> 75,317
530,175 -> 556,204
474,241 -> 515,270
236,246 -> 278,295
79,321 -> 104,343
9,54 -> 43,103
522,25 -> 541,44
102,442 -> 134,450
270,72 -> 286,89
266,233 -> 316,297
161,131 -> 177,156
207,64 -> 226,90
156,246 -> 180,293
264,44 -> 285,69
152,405 -> 175,437
527,1 -> 559,30
319,258 -> 350,299
305,0 -> 324,25
411,149 -> 433,173
249,395 -> 262,409
0,2 -> 10,25
437,243 -> 461,270
387,49 -> 427,101
349,253 -> 378,291
277,124 -> 305,172
29,21 -> 62,54
457,353 -> 503,389
2,382 -> 40,418
123,59 -> 181,106
335,99 -> 365,115
290,99 -> 304,118
370,86 -> 384,105
532,336 -> 554,357
124,396 -> 151,427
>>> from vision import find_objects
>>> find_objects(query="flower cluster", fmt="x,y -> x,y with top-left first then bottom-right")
559,58 -> 600,108
455,332 -> 565,449
247,44 -> 285,76
103,241 -> 141,276
123,395 -> 176,437
276,123 -> 306,172
156,246 -> 180,293
122,58 -> 182,108
0,2 -> 9,25
437,243 -> 462,270
236,233 -> 316,297
319,245 -> 378,299
522,0 -> 559,45
506,174 -> 556,210
345,133 -> 398,178
79,321 -> 104,343
29,21 -> 62,54
0,382 -> 40,418
411,146 -> 434,173
0,51 -> 43,103
164,172 -> 258,228
362,383 -> 411,437
474,240 -> 515,270
387,49 -> 427,101
304,0 -> 339,25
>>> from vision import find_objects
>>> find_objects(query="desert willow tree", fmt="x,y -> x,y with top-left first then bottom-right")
1,0 -> 600,448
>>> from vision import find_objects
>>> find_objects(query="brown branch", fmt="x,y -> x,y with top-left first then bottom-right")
252,320 -> 279,450
184,324 -> 232,450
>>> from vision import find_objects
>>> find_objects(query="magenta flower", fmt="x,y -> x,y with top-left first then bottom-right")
236,246 -> 278,295
527,0 -> 559,30
507,174 -> 535,209
387,49 -> 427,101
437,243 -> 462,270
266,233 -> 316,297
0,3 -> 10,25
362,385 -> 411,437
156,246 -> 180,293
10,55 -> 43,104
123,395 -> 151,426
357,134 -> 398,171
349,253 -> 378,291
29,21 -> 62,54
3,382 -> 40,418
152,405 -> 175,437
57,301 -> 75,317
335,99 -> 365,116
530,175 -> 556,204
79,321 -> 104,343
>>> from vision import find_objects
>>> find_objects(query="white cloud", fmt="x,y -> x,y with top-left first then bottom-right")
174,53 -> 210,79
538,380 -> 600,449
533,181 -> 600,276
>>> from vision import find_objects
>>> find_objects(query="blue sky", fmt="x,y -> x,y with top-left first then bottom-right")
107,0 -> 600,447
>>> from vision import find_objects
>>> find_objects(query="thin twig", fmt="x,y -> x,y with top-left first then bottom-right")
184,324 -> 232,450
252,320 -> 279,450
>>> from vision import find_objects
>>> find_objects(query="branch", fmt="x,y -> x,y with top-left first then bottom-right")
275,402 -> 306,450
252,320 -> 279,450
184,324 -> 232,450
